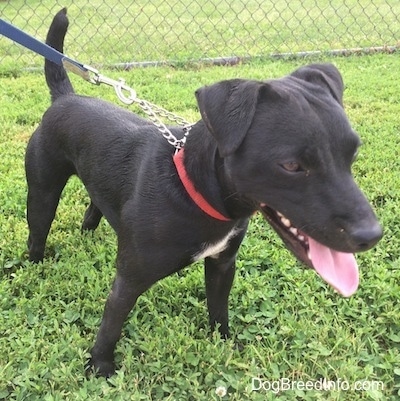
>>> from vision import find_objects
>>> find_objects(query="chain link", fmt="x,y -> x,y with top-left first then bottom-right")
82,64 -> 193,150
137,99 -> 193,150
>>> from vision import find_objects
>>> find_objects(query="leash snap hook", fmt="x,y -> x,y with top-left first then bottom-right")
113,79 -> 137,105
88,69 -> 137,105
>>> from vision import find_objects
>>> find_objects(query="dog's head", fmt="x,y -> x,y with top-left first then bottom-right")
195,63 -> 382,297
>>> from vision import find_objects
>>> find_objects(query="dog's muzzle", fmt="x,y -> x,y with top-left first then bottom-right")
259,204 -> 382,297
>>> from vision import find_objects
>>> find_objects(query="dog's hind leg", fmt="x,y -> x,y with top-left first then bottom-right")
25,140 -> 73,262
81,201 -> 103,231
26,176 -> 69,262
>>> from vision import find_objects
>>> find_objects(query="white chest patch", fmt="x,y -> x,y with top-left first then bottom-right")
193,228 -> 239,261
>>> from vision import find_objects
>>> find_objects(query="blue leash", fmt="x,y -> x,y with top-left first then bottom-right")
0,17 -> 89,77
0,15 -> 193,148
0,17 -> 138,103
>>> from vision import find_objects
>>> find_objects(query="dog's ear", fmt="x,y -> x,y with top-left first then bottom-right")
195,79 -> 272,157
291,63 -> 344,106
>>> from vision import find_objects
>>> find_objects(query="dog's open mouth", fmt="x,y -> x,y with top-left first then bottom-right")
259,204 -> 359,297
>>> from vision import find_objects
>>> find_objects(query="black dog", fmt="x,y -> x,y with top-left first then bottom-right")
25,9 -> 382,377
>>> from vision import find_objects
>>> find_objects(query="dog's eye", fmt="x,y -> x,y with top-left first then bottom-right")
281,162 -> 302,172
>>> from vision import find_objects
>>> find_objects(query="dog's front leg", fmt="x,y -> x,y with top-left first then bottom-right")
204,255 -> 236,339
88,271 -> 145,377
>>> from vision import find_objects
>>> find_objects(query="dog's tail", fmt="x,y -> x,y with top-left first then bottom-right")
45,8 -> 74,102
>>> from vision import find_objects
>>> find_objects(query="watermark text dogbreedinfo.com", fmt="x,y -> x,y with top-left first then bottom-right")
251,377 -> 384,394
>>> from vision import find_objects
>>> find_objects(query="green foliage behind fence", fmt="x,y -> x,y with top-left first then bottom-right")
1,0 -> 400,69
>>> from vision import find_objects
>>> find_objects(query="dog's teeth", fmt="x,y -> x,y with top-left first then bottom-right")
277,211 -> 284,218
281,217 -> 291,227
289,227 -> 298,236
298,235 -> 305,242
307,250 -> 312,261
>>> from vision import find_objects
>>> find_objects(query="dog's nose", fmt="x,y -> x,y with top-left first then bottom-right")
349,222 -> 383,251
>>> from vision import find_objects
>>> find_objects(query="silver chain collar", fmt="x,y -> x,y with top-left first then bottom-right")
135,98 -> 193,150
65,61 -> 194,150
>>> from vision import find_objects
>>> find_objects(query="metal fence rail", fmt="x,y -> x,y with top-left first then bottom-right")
1,0 -> 399,69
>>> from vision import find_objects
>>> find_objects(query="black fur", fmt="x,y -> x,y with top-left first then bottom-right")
25,9 -> 382,377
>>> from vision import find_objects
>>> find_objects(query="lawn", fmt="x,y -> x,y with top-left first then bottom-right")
1,0 -> 399,69
0,53 -> 399,399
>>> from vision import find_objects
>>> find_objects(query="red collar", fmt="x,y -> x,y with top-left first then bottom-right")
173,149 -> 231,221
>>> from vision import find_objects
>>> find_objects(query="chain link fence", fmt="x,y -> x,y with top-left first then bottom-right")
1,0 -> 399,69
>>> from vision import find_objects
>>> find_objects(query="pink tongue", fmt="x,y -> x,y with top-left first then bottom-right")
308,238 -> 359,297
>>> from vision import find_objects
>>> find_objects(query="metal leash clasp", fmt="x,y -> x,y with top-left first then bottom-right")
63,58 -> 192,151
83,64 -> 137,105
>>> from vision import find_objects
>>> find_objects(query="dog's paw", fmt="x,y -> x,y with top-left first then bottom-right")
86,358 -> 116,378
233,340 -> 245,353
81,202 -> 103,232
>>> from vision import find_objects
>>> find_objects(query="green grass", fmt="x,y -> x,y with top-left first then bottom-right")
0,0 -> 399,70
0,54 -> 400,400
